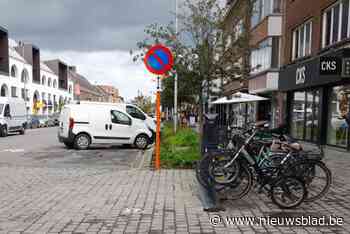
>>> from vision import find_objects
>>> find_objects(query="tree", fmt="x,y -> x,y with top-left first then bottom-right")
132,0 -> 253,135
132,93 -> 153,114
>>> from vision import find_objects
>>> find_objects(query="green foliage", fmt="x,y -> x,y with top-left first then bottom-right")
160,123 -> 200,169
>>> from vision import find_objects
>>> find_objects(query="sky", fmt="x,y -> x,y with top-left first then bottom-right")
0,0 -> 179,100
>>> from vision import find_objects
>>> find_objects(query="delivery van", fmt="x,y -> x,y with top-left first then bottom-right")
0,97 -> 27,137
58,104 -> 153,150
79,101 -> 156,133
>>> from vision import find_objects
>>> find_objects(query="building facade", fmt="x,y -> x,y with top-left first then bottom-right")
248,0 -> 284,128
279,0 -> 350,149
0,27 -> 74,116
97,85 -> 123,103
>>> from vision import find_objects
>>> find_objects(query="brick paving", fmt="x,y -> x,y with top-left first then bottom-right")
0,148 -> 349,233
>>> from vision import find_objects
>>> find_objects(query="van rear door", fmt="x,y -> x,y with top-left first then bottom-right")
59,107 -> 70,138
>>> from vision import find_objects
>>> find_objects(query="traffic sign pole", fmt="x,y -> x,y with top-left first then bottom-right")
155,76 -> 161,170
143,44 -> 174,171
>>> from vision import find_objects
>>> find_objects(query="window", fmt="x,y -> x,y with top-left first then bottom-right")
322,0 -> 350,48
111,110 -> 131,125
291,90 -> 320,142
41,76 -> 46,85
69,85 -> 72,94
11,87 -> 17,98
48,78 -> 52,87
327,86 -> 350,147
0,104 -> 3,114
21,69 -> 29,83
250,37 -> 279,74
53,80 -> 57,88
126,105 -> 146,120
292,21 -> 312,60
4,104 -> 10,117
251,0 -> 281,28
11,65 -> 17,78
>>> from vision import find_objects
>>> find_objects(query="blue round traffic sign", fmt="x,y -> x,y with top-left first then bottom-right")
144,44 -> 174,75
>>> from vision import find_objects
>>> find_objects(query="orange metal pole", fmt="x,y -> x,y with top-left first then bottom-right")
155,78 -> 161,170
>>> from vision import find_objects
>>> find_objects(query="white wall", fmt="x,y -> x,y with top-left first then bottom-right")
0,55 -> 74,117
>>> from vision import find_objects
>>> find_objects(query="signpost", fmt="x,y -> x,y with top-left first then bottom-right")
144,44 -> 174,170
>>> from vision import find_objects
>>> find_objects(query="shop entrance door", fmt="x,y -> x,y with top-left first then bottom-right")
291,89 -> 320,142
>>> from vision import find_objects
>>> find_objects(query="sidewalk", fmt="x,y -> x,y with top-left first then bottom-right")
0,148 -> 349,233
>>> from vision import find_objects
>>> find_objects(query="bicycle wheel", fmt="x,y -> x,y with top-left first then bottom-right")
208,152 -> 241,185
270,176 -> 307,209
215,162 -> 253,200
286,159 -> 332,202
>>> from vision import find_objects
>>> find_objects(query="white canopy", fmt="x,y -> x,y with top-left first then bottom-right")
211,92 -> 269,104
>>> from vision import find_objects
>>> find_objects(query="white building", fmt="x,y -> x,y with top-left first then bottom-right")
0,27 -> 74,117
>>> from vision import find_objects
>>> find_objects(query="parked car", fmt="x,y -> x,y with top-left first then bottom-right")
49,113 -> 60,126
58,104 -> 153,150
46,117 -> 56,127
27,116 -> 40,129
38,116 -> 47,128
0,97 -> 26,137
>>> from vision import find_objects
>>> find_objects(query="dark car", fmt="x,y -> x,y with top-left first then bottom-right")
27,116 -> 40,129
49,113 -> 60,126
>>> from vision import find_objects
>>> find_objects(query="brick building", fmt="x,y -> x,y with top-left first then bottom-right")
279,0 -> 350,149
97,85 -> 123,103
218,0 -> 284,127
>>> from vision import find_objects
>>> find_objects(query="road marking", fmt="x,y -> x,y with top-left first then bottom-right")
2,149 -> 25,153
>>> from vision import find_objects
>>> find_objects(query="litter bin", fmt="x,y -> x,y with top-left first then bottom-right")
201,114 -> 227,155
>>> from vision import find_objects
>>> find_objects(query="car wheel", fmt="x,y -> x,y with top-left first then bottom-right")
134,134 -> 149,150
74,133 -> 91,150
64,142 -> 74,149
0,125 -> 8,137
19,127 -> 25,135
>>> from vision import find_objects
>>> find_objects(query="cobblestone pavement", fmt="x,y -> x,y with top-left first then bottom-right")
0,128 -> 350,233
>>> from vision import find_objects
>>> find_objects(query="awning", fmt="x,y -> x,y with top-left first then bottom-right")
211,92 -> 268,104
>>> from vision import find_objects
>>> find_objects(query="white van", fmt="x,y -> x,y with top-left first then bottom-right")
0,97 -> 27,137
58,104 -> 153,150
79,101 -> 156,139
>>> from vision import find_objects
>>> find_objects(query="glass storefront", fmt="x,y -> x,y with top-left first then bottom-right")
291,90 -> 320,142
327,85 -> 350,148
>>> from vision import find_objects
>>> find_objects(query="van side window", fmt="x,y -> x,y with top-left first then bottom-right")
126,105 -> 146,120
4,104 -> 10,117
111,110 -> 131,125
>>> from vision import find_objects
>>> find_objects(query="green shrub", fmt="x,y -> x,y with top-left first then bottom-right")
159,123 -> 200,169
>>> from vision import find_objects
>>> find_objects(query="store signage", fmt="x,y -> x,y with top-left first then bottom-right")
320,57 -> 341,75
342,58 -> 350,77
296,66 -> 306,85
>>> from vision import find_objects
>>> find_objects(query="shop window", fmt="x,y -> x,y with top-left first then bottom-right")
291,90 -> 320,142
292,21 -> 312,60
327,86 -> 350,148
322,0 -> 350,48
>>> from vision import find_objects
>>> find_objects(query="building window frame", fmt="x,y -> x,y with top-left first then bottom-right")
322,0 -> 350,48
292,20 -> 312,60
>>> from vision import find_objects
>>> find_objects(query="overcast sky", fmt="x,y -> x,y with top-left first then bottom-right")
0,0 -> 180,100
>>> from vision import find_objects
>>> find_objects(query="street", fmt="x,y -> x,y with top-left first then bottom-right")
0,128 -> 144,169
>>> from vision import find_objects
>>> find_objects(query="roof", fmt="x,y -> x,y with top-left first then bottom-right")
68,71 -> 103,96
8,46 -> 26,63
40,62 -> 55,74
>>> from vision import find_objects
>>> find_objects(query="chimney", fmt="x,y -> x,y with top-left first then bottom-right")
69,66 -> 77,73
